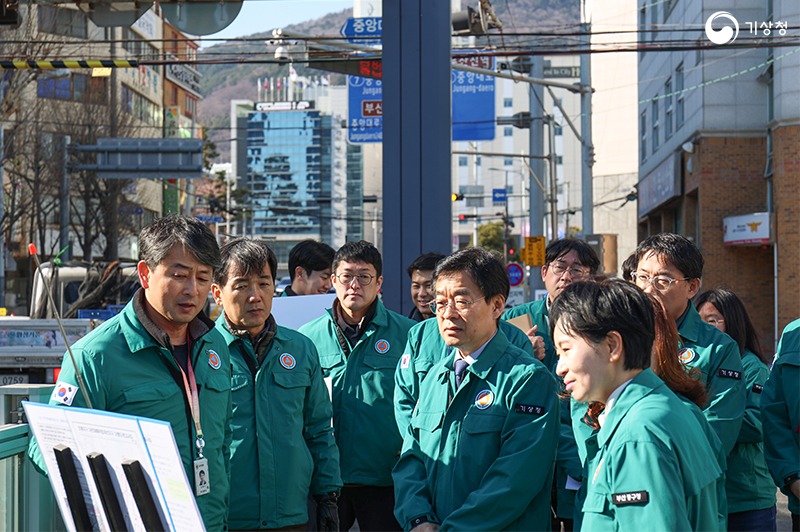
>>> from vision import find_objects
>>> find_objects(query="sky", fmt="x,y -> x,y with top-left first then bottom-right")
204,0 -> 353,42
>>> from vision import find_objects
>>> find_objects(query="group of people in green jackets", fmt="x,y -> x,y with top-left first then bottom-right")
27,214 -> 798,532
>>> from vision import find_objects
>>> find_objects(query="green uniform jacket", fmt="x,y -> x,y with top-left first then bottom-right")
582,369 -> 722,532
678,304 -> 746,455
503,297 -> 581,519
216,316 -> 341,529
572,391 -> 730,531
394,317 -> 534,437
502,298 -> 556,371
761,319 -> 800,515
298,299 -> 414,486
28,297 -> 232,530
725,350 -> 776,513
393,332 -> 560,531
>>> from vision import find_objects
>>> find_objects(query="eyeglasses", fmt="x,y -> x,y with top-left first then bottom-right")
705,318 -> 725,326
548,261 -> 591,279
335,273 -> 375,286
630,272 -> 690,292
429,296 -> 485,315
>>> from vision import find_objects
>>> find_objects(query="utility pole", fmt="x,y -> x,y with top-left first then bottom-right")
580,18 -> 594,234
529,56 -> 546,296
60,135 -> 71,260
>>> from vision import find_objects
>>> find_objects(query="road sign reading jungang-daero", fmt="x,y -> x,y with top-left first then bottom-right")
348,75 -> 383,143
452,52 -> 495,141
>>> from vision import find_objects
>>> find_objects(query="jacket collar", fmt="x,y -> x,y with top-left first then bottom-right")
677,303 -> 703,344
596,368 -> 664,447
125,288 -> 214,353
439,327 -> 510,380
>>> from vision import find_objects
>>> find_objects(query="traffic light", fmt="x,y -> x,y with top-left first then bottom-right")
452,193 -> 465,201
508,247 -> 515,256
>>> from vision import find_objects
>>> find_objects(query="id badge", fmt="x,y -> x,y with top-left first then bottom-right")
194,457 -> 210,496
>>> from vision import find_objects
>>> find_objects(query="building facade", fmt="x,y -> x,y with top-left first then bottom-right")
637,0 -> 799,347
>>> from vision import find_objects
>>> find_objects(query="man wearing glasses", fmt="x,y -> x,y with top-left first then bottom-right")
300,240 -> 415,531
502,238 -> 600,531
631,232 -> 745,456
393,247 -> 559,531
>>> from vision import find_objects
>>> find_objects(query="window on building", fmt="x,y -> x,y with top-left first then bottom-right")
38,5 -> 87,38
458,156 -> 468,167
675,63 -> 685,129
695,40 -> 703,65
476,156 -> 481,166
639,4 -> 646,59
504,158 -> 513,166
555,155 -> 563,165
554,125 -> 563,136
503,97 -> 513,108
640,110 -> 647,163
121,84 -> 161,127
185,95 -> 197,118
664,78 -> 673,139
649,0 -> 657,41
664,0 -> 677,20
121,27 -> 160,74
37,72 -> 106,103
652,95 -> 659,153
504,127 -> 513,137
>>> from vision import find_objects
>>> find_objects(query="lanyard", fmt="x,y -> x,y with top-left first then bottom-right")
174,334 -> 205,459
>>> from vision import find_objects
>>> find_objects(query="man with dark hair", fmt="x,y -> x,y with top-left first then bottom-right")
631,232 -> 745,455
299,240 -> 414,531
405,252 -> 445,321
284,239 -> 336,296
211,238 -> 341,531
502,238 -> 600,530
393,247 -> 559,531
28,215 -> 232,530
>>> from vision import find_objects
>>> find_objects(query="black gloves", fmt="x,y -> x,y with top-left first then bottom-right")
314,492 -> 339,532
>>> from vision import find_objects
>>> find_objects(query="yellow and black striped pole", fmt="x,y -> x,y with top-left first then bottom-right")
0,59 -> 139,70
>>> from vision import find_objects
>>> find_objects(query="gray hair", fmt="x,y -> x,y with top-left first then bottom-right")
138,215 -> 221,271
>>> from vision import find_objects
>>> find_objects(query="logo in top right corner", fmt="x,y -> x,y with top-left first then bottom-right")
705,12 -> 739,45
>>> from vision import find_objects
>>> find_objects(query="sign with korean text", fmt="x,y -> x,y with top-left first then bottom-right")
452,52 -> 496,141
348,75 -> 382,143
340,17 -> 382,45
723,212 -> 773,246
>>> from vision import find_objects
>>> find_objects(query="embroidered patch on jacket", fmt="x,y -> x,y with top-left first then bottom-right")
678,347 -> 696,364
374,339 -> 390,354
400,353 -> 411,369
474,390 -> 494,410
752,383 -> 763,394
280,353 -> 297,370
208,350 -> 221,370
514,403 -> 545,416
718,368 -> 742,380
612,491 -> 649,506
51,382 -> 79,406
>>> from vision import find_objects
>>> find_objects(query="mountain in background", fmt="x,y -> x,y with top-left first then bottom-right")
197,0 -> 579,161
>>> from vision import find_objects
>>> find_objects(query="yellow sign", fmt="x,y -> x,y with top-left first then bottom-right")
523,236 -> 546,266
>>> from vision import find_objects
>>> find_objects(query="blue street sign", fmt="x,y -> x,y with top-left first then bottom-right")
340,17 -> 382,45
452,52 -> 496,141
492,188 -> 508,204
348,75 -> 383,143
507,262 -> 524,287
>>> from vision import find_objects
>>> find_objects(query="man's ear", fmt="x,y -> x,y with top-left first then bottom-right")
294,265 -> 306,281
137,260 -> 151,288
606,330 -> 624,363
687,278 -> 701,299
490,295 -> 506,320
211,283 -> 223,306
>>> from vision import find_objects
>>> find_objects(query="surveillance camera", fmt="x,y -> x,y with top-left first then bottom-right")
681,141 -> 694,153
274,46 -> 290,62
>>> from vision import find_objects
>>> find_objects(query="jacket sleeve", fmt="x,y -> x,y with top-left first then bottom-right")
737,353 -> 769,443
394,334 -> 420,438
439,368 -> 560,531
27,347 -> 106,474
392,416 -> 439,532
761,352 -> 800,496
305,345 -> 343,495
704,340 -> 747,455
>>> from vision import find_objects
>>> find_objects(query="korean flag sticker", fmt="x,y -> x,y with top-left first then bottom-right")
280,353 -> 297,370
208,350 -> 222,370
400,353 -> 411,369
51,382 -> 79,406
375,339 -> 390,354
678,347 -> 696,364
474,389 -> 494,410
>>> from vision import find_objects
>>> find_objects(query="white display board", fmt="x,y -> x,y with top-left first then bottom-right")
270,293 -> 336,330
23,402 -> 205,532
